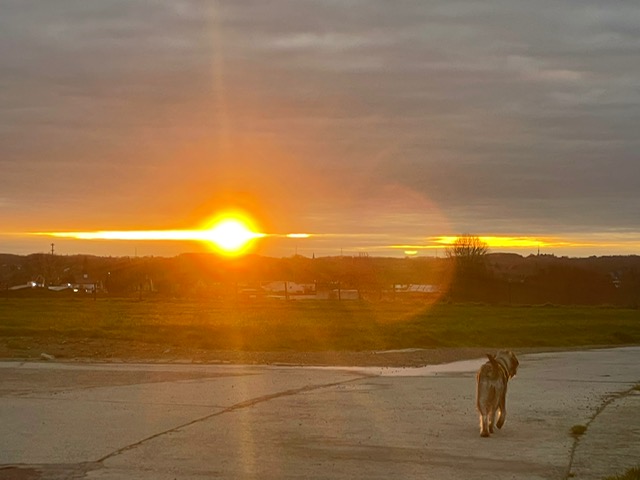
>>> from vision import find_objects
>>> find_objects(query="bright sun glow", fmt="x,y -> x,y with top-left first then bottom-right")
37,212 -> 268,257
201,217 -> 265,255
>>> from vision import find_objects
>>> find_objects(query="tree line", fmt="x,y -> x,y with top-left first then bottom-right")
1,240 -> 639,306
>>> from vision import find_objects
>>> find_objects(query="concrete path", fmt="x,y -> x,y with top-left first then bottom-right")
0,347 -> 638,479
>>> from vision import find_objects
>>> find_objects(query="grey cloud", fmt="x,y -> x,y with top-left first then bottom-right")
1,0 -> 639,239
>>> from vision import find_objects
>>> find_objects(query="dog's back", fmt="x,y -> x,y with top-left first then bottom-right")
476,357 -> 502,412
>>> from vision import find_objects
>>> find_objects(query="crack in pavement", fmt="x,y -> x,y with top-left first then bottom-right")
95,375 -> 367,464
564,383 -> 640,480
0,376 -> 368,479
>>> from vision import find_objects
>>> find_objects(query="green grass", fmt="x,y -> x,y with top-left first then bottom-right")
603,467 -> 640,480
0,298 -> 639,352
570,424 -> 587,437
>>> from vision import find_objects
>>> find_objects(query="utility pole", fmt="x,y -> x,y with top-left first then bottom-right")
50,243 -> 55,255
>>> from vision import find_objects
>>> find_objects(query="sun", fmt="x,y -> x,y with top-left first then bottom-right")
202,214 -> 265,256
32,211 -> 268,255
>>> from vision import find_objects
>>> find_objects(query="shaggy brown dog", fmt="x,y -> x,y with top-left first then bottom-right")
476,350 -> 519,437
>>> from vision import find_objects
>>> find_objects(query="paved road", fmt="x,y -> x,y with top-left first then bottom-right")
0,347 -> 638,479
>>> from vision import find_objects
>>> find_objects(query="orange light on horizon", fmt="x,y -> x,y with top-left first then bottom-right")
32,212 -> 321,256
37,212 -> 267,257
388,235 -> 581,254
34,219 -> 640,258
431,236 -> 572,249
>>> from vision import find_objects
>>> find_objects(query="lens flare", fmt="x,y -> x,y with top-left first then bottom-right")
201,215 -> 265,255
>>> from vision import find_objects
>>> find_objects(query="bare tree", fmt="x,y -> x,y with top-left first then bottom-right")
446,234 -> 489,278
446,234 -> 488,259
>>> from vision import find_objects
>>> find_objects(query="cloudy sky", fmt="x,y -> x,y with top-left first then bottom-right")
1,0 -> 639,257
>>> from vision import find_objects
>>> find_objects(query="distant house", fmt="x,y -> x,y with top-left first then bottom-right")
315,288 -> 359,300
72,274 -> 103,293
262,281 -> 315,295
48,284 -> 73,292
8,281 -> 42,291
393,284 -> 439,298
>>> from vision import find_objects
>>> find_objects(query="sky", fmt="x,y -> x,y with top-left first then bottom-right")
1,0 -> 639,258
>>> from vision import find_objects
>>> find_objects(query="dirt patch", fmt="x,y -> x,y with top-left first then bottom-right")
0,466 -> 39,480
0,464 -> 97,480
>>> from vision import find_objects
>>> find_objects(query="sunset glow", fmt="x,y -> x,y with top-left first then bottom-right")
431,236 -> 571,249
3,3 -> 640,260
38,213 -> 267,257
201,217 -> 266,255
28,228 -> 640,258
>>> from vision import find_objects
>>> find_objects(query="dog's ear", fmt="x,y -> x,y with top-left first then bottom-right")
509,352 -> 519,377
486,354 -> 500,371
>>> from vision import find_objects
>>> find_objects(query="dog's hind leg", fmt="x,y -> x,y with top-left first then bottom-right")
479,405 -> 493,437
488,408 -> 496,433
496,389 -> 507,429
496,408 -> 505,429
479,413 -> 490,437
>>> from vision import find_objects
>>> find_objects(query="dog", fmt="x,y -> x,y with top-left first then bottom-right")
476,350 -> 519,437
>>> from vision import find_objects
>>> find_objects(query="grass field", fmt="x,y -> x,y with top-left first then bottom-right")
1,297 -> 639,355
